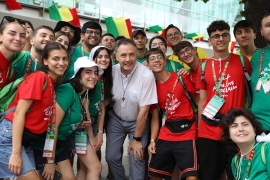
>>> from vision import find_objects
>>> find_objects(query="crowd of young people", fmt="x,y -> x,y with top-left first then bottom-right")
0,7 -> 270,180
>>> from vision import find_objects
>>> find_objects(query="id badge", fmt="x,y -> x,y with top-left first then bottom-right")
261,76 -> 270,94
202,95 -> 225,120
255,78 -> 262,91
75,130 -> 87,154
43,129 -> 54,158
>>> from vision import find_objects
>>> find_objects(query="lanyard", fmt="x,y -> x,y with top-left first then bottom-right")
47,75 -> 56,130
258,48 -> 266,78
163,74 -> 179,118
236,149 -> 255,180
212,56 -> 230,97
99,77 -> 105,115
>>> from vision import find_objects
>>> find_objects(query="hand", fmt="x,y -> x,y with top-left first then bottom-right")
128,140 -> 144,161
89,136 -> 98,153
42,163 -> 56,180
9,153 -> 22,175
148,141 -> 156,154
77,120 -> 91,128
177,68 -> 189,76
95,131 -> 103,150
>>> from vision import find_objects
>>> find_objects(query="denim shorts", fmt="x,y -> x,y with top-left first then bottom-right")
0,119 -> 36,178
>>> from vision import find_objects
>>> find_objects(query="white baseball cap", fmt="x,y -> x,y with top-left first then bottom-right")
71,56 -> 104,78
90,45 -> 109,61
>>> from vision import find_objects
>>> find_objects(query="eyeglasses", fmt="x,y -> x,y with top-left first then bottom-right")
178,47 -> 193,57
61,26 -> 75,33
85,30 -> 101,36
151,42 -> 165,48
210,33 -> 230,41
0,16 -> 26,26
149,55 -> 164,62
167,31 -> 181,39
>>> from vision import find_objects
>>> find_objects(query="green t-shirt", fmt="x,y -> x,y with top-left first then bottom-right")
166,59 -> 184,72
250,46 -> 270,130
11,51 -> 41,79
87,80 -> 102,122
232,142 -> 270,180
32,83 -> 82,153
112,59 -> 119,65
136,56 -> 146,63
65,46 -> 89,80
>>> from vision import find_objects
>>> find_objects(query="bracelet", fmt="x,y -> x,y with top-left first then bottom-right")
150,139 -> 155,143
46,159 -> 54,164
98,128 -> 103,133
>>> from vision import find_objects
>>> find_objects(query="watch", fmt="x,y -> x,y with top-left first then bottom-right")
133,136 -> 142,141
46,159 -> 55,164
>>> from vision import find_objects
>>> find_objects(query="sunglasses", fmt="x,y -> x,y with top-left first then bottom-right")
0,16 -> 26,26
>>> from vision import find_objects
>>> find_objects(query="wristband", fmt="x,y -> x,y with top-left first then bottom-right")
98,128 -> 103,133
46,159 -> 54,164
150,139 -> 155,143
133,136 -> 142,141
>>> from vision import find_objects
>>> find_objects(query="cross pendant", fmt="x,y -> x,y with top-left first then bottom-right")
122,97 -> 125,101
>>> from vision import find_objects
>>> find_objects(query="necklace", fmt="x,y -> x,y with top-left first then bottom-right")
121,66 -> 137,101
212,53 -> 230,61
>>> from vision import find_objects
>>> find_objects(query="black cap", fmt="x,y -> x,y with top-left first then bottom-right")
132,29 -> 146,38
54,21 -> 81,45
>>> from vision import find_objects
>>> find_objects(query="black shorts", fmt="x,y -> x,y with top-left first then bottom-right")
33,147 -> 69,170
197,137 -> 237,180
149,139 -> 197,179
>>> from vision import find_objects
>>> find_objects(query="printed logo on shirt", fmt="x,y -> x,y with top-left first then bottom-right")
70,121 -> 81,132
261,63 -> 270,78
0,73 -> 3,84
94,101 -> 100,111
168,94 -> 181,114
43,106 -> 52,121
212,74 -> 237,98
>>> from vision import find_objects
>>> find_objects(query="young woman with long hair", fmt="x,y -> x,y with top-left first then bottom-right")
0,42 -> 69,179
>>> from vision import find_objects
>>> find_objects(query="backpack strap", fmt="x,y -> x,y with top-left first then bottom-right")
238,55 -> 251,81
169,60 -> 176,72
67,89 -> 76,118
200,60 -> 208,86
261,142 -> 267,166
238,55 -> 252,109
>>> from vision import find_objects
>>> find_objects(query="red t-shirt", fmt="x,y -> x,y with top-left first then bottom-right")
196,53 -> 251,140
155,72 -> 197,141
5,72 -> 54,134
0,51 -> 15,89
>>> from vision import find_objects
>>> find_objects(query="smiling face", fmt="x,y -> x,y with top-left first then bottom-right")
147,53 -> 166,73
208,30 -> 231,53
80,66 -> 99,90
101,35 -> 115,51
116,43 -> 137,76
94,49 -> 110,70
0,22 -> 26,52
55,35 -> 69,50
31,28 -> 55,53
81,28 -> 101,49
25,23 -> 33,39
166,27 -> 183,47
229,116 -> 256,146
44,49 -> 69,79
177,46 -> 197,65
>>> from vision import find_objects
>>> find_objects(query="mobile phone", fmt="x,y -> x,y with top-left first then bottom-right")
39,165 -> 62,180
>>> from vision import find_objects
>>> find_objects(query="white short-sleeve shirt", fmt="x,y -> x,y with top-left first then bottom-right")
112,62 -> 157,121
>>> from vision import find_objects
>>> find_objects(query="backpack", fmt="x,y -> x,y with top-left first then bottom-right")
0,75 -> 48,121
233,142 -> 268,171
200,55 -> 252,109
